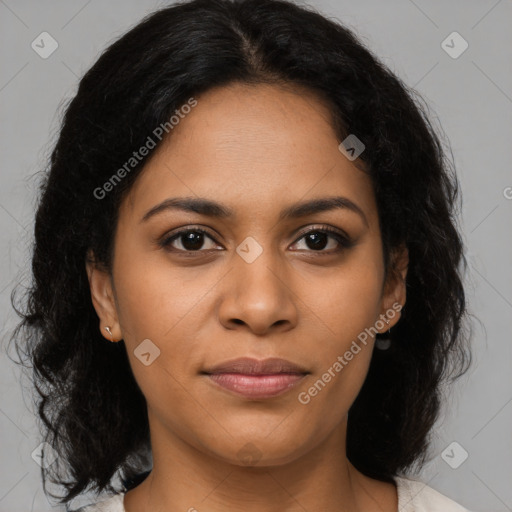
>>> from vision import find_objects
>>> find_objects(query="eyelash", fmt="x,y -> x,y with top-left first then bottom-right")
158,225 -> 353,256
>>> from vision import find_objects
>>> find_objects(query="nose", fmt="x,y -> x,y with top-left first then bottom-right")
217,248 -> 298,336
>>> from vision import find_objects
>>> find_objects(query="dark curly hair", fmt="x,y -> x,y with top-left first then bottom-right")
10,0 -> 472,505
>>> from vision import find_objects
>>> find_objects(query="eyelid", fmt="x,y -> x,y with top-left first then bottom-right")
293,224 -> 350,242
158,225 -> 221,248
158,223 -> 353,253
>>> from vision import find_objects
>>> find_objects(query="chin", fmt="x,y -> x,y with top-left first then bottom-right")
205,431 -> 313,468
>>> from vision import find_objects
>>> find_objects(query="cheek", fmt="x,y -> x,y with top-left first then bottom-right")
113,264 -> 209,430
298,279 -> 382,418
297,351 -> 371,435
297,250 -> 383,412
112,253 -> 218,394
313,252 -> 384,341
113,250 -> 216,341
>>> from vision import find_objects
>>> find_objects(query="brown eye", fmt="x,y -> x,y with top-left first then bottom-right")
290,226 -> 353,253
159,228 -> 221,253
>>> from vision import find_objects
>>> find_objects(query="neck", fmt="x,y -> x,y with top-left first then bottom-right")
123,415 -> 396,512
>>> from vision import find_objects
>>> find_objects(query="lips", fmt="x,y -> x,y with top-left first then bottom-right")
202,357 -> 309,376
202,357 -> 309,399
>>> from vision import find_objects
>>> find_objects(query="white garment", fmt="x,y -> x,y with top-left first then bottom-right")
395,476 -> 471,511
72,476 -> 472,511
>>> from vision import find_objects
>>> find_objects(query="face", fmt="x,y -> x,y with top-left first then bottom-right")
87,82 -> 407,467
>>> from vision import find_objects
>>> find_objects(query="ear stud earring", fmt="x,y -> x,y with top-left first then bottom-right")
104,326 -> 118,343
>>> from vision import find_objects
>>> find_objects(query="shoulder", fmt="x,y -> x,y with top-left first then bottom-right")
395,476 -> 472,512
67,492 -> 125,512
67,470 -> 149,512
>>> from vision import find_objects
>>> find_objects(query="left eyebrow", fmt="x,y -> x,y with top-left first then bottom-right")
141,195 -> 368,227
278,196 -> 368,227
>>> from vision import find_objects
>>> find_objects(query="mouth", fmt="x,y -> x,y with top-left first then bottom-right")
201,357 -> 309,400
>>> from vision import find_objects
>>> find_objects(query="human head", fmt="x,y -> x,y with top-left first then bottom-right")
12,0 -> 470,503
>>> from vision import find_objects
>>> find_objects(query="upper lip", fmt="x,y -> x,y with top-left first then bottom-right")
202,357 -> 309,375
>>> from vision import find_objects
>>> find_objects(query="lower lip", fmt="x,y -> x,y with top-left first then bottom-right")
206,373 -> 306,399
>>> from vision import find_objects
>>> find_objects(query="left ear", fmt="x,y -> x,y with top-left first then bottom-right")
379,244 -> 408,330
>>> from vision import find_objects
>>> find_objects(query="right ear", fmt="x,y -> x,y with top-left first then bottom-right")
85,249 -> 122,342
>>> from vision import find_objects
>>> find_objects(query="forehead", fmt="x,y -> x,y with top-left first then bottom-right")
121,82 -> 376,224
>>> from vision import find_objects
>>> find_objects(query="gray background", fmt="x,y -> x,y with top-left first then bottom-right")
1,0 -> 511,511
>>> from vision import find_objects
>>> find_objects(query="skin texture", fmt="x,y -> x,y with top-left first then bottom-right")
86,82 -> 408,512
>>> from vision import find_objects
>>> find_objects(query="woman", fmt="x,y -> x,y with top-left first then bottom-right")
12,0 -> 473,510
